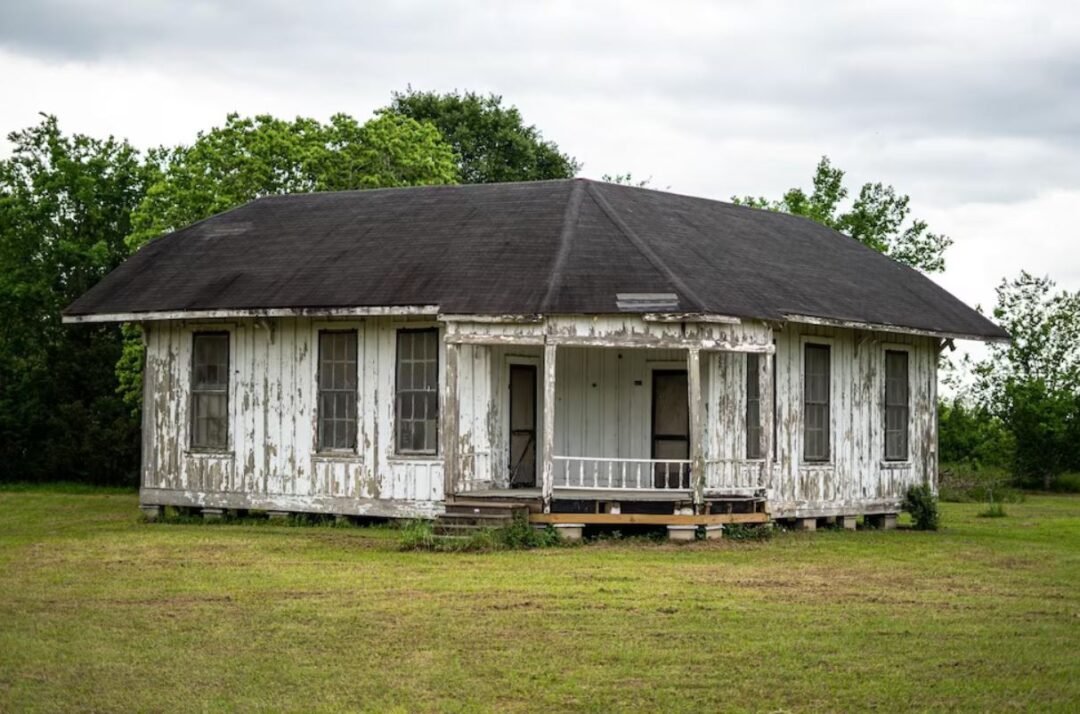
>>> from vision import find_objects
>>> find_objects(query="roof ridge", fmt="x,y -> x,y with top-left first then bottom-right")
585,182 -> 709,312
539,180 -> 587,312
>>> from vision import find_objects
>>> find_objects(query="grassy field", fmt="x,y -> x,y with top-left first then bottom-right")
1,489 -> 1078,712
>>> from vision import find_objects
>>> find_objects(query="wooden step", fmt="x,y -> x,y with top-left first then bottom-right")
437,514 -> 513,526
444,505 -> 523,518
434,523 -> 501,537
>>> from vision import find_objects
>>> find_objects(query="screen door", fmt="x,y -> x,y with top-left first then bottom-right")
508,364 -> 537,487
651,370 -> 690,488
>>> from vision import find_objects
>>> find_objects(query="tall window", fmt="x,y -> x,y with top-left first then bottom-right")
318,330 -> 358,451
803,344 -> 830,462
396,329 -> 439,454
746,353 -> 762,459
191,332 -> 229,450
884,350 -> 910,461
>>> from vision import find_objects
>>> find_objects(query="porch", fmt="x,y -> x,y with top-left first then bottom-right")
440,314 -> 776,519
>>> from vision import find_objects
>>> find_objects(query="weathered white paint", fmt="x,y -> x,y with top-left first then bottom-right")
141,313 -> 937,520
63,305 -> 440,324
142,316 -> 444,517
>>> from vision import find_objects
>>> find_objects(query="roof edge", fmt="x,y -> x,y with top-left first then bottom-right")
782,313 -> 1011,343
61,305 -> 441,324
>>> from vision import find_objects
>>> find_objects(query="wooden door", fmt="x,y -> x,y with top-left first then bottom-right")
508,364 -> 538,487
651,370 -> 689,488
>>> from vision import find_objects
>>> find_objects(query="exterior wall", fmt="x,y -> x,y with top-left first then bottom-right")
141,316 -> 444,518
141,313 -> 938,519
704,323 -> 938,517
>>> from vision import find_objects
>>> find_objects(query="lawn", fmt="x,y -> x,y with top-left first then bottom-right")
1,489 -> 1078,712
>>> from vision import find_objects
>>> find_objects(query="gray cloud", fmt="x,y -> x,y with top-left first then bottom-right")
1,0 -> 1078,312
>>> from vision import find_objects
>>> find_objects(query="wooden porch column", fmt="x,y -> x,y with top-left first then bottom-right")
687,347 -> 705,510
760,350 -> 774,492
541,342 -> 557,513
442,340 -> 460,499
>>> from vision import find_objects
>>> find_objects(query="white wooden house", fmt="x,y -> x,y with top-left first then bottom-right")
64,179 -> 1007,534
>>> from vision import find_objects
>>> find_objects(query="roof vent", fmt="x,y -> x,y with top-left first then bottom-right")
616,293 -> 679,312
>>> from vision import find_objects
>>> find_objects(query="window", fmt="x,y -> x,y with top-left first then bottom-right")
884,350 -> 910,461
396,329 -> 439,454
318,330 -> 358,451
771,342 -> 778,461
746,353 -> 762,459
191,332 -> 229,450
803,344 -> 830,462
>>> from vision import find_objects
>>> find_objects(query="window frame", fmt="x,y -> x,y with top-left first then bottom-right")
801,339 -> 833,464
189,330 -> 231,453
771,340 -> 778,463
394,327 -> 440,456
745,352 -> 763,460
883,346 -> 912,463
316,328 -> 359,454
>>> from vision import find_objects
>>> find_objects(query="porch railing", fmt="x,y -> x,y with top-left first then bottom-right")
552,456 -> 692,491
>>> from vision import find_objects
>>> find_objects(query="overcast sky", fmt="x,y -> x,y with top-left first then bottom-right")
2,0 -> 1078,348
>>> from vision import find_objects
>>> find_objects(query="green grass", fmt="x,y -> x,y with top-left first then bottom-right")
1,489 -> 1078,712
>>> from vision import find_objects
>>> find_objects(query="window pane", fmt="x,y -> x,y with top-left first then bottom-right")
191,333 -> 229,449
884,351 -> 909,461
317,330 -> 357,450
746,353 -> 761,459
396,329 -> 439,453
803,344 -> 830,461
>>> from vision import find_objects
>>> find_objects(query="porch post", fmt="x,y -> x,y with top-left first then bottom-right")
541,342 -> 557,513
760,350 -> 774,491
442,340 -> 460,499
687,347 -> 705,510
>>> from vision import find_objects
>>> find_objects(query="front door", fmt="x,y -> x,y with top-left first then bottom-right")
508,364 -> 538,487
651,370 -> 690,488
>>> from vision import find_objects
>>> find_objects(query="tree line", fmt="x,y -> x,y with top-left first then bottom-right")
1,89 -> 1075,489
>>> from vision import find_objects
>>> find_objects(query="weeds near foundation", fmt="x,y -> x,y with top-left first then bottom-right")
400,514 -> 565,552
902,484 -> 940,531
720,523 -> 775,541
977,502 -> 1008,518
146,507 -> 364,528
585,528 -> 668,544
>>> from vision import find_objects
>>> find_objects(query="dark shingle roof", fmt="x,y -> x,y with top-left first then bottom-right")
64,178 -> 1008,340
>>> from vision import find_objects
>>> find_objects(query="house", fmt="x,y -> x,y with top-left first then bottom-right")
63,179 -> 1008,538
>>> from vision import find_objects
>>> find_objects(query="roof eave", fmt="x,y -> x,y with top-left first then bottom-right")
782,313 -> 1010,343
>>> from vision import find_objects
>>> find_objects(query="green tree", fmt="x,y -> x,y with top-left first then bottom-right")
118,111 -> 460,408
0,115 -> 149,484
601,173 -> 653,188
937,397 -> 1014,468
973,272 -> 1080,488
385,89 -> 579,184
733,156 -> 952,273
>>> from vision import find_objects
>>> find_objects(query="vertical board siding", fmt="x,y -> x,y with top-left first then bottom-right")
144,315 -> 937,517
144,316 -> 443,508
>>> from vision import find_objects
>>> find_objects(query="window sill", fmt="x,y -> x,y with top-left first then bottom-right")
186,450 -> 233,458
802,462 -> 833,470
313,452 -> 362,462
880,460 -> 912,469
389,454 -> 441,462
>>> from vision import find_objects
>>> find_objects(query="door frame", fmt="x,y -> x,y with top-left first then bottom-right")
649,368 -> 690,459
505,354 -> 541,488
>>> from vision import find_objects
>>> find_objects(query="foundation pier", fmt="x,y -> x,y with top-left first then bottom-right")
667,525 -> 697,542
837,515 -> 858,530
139,504 -> 162,522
